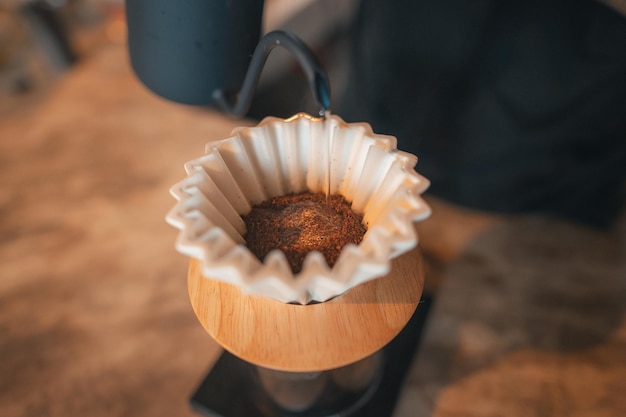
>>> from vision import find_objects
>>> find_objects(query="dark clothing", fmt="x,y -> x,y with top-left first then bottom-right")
339,0 -> 626,227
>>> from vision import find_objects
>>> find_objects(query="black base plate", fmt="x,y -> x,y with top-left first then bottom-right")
190,296 -> 432,417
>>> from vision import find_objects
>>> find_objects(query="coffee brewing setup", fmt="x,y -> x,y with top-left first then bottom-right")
126,1 -> 431,415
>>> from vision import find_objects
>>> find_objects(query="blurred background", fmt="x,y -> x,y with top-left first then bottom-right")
1,1 -> 625,416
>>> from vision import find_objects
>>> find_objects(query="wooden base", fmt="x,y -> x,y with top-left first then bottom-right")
190,296 -> 434,417
188,248 -> 425,372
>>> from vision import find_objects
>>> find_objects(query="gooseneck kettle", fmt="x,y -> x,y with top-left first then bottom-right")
125,0 -> 330,117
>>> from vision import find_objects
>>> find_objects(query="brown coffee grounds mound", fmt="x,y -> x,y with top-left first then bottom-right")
243,192 -> 367,274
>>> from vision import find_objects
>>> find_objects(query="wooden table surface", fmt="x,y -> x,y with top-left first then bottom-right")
1,43 -> 625,417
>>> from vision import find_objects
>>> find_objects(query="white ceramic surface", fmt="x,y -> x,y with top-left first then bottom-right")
166,113 -> 430,304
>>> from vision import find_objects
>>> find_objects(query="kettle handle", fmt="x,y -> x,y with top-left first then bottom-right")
213,31 -> 331,118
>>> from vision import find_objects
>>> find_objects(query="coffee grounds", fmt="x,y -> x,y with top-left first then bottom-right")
243,192 -> 367,274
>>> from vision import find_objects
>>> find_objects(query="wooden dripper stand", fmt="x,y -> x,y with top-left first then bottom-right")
188,248 -> 425,415
167,114 -> 431,416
